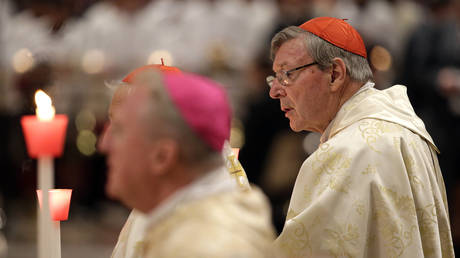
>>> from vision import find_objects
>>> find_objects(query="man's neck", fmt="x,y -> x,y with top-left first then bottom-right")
137,160 -> 223,213
319,80 -> 366,134
337,80 -> 366,109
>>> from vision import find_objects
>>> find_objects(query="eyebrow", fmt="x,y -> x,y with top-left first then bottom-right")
273,62 -> 289,72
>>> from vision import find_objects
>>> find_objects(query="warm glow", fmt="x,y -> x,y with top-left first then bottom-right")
75,109 -> 96,132
82,49 -> 105,74
12,48 -> 35,73
147,50 -> 174,66
37,189 -> 72,221
370,45 -> 392,72
35,90 -> 55,121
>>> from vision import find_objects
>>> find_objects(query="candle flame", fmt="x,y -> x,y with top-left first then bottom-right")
35,90 -> 55,121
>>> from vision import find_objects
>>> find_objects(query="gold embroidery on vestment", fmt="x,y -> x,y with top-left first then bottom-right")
311,144 -> 352,194
359,120 -> 398,152
280,219 -> 312,258
324,223 -> 360,258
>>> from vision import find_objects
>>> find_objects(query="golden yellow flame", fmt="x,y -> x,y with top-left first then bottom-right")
34,90 -> 55,121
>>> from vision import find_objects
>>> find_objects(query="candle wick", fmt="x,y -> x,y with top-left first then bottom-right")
161,58 -> 165,66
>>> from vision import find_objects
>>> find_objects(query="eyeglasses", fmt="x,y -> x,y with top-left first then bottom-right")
266,61 -> 318,88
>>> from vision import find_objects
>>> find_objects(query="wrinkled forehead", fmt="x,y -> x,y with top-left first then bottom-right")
273,38 -> 311,71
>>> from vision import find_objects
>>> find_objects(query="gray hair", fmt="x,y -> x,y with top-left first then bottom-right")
117,71 -> 223,166
270,26 -> 373,83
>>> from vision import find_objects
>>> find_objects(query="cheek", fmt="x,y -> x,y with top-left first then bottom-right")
112,132 -> 136,153
106,149 -> 144,197
292,87 -> 325,118
118,138 -> 150,171
292,88 -> 312,111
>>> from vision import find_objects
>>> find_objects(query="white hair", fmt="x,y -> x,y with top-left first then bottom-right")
271,26 -> 374,83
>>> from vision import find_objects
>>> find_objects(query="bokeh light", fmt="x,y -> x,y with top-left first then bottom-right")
302,132 -> 321,155
76,130 -> 97,156
147,50 -> 174,66
75,109 -> 96,132
370,45 -> 392,72
81,49 -> 105,74
12,48 -> 35,73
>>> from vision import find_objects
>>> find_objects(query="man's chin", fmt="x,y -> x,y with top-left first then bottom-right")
105,181 -> 119,200
289,121 -> 302,132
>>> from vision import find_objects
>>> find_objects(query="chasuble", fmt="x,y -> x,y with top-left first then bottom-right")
274,83 -> 455,257
111,167 -> 276,258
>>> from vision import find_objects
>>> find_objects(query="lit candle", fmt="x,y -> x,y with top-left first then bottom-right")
37,189 -> 72,258
21,90 -> 68,258
37,189 -> 72,221
21,90 -> 68,158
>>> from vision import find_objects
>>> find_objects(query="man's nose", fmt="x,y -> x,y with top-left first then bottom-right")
98,122 -> 111,153
269,80 -> 286,99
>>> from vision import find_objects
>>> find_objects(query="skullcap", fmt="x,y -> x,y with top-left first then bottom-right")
163,72 -> 231,151
122,64 -> 181,83
122,65 -> 231,152
299,17 -> 367,58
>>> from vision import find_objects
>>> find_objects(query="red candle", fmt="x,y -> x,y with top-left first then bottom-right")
37,189 -> 72,221
21,90 -> 68,258
21,115 -> 68,158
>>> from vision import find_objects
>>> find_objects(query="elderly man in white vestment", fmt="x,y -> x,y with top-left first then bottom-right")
99,65 -> 276,258
267,17 -> 455,257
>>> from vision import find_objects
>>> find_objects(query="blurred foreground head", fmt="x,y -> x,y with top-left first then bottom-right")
99,65 -> 232,212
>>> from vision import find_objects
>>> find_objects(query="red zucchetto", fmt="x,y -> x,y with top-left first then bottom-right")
299,17 -> 367,58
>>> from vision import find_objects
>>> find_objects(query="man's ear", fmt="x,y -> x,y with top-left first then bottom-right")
148,138 -> 179,176
329,58 -> 347,92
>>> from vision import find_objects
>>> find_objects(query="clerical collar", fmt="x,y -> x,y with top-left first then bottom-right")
143,166 -> 236,228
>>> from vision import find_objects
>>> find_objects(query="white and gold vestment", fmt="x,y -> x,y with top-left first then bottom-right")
111,166 -> 275,258
274,83 -> 455,257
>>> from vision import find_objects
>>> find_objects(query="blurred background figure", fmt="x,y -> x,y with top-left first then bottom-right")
399,0 -> 460,252
2,0 -> 460,256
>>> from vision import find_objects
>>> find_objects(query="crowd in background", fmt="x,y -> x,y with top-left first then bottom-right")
1,0 -> 460,256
